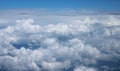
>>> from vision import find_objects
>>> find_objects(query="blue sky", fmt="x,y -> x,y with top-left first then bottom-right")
0,0 -> 120,11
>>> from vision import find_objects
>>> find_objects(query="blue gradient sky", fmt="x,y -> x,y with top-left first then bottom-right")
0,0 -> 120,11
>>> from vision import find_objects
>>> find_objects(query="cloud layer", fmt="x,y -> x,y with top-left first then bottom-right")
0,10 -> 120,71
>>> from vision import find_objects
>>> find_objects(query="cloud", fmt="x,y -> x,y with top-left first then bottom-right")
74,66 -> 96,71
0,9 -> 120,71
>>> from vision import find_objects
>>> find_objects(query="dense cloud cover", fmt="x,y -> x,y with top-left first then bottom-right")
0,10 -> 120,71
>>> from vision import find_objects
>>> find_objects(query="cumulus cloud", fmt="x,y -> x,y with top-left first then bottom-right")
0,10 -> 120,71
74,66 -> 96,71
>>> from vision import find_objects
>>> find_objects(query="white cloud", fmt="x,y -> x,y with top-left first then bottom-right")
0,9 -> 120,71
74,66 -> 96,71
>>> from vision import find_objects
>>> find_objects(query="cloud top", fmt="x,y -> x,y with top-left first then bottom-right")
0,10 -> 120,71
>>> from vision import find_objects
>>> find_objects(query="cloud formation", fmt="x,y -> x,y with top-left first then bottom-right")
0,10 -> 120,71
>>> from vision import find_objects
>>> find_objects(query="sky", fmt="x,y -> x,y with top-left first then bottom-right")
0,0 -> 120,11
0,0 -> 120,71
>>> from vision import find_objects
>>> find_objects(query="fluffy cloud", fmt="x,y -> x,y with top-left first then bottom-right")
0,10 -> 120,71
74,66 -> 96,71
